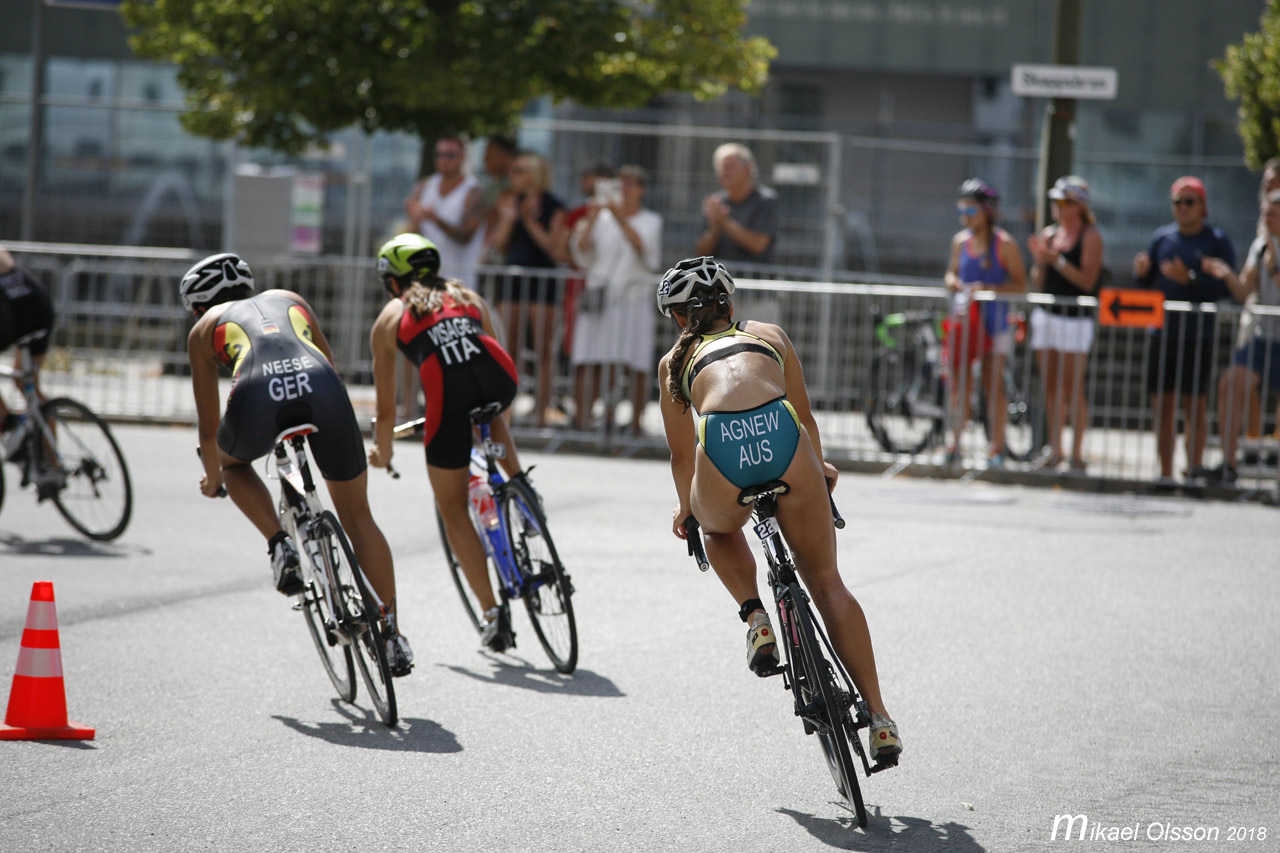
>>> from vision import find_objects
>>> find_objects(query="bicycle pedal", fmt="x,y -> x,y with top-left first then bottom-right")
871,755 -> 900,773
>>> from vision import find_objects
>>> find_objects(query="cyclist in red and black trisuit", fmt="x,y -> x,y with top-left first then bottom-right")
367,234 -> 525,650
183,252 -> 413,675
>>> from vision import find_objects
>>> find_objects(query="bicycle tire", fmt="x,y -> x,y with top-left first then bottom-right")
36,397 -> 132,540
299,557 -> 357,704
500,477 -> 577,674
865,350 -> 942,456
982,364 -> 1046,462
437,503 -> 484,633
317,511 -> 397,726
788,583 -> 867,827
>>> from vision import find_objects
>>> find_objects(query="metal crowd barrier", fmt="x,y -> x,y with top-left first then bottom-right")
5,245 -> 1278,502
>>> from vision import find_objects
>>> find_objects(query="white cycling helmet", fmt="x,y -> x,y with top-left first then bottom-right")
656,256 -> 735,317
180,252 -> 254,314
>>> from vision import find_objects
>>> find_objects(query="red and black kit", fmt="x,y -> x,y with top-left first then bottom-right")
396,294 -> 517,469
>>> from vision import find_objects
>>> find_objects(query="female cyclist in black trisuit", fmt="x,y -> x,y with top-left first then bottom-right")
183,252 -> 413,675
367,234 -> 526,650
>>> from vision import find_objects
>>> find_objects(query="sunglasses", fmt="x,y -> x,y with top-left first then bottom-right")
1171,197 -> 1199,207
957,205 -> 980,216
434,149 -> 461,159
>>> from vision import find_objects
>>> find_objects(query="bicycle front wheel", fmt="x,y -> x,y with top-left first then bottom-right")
866,350 -> 943,455
437,503 -> 484,633
789,584 -> 867,827
317,512 -> 397,726
501,477 -> 577,674
37,398 -> 133,540
299,556 -> 356,704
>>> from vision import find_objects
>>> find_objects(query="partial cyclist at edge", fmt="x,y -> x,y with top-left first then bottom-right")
183,253 -> 414,676
367,234 -> 527,651
0,247 -> 56,457
656,256 -> 902,762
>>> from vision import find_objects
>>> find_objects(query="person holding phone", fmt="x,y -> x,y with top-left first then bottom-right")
569,165 -> 663,433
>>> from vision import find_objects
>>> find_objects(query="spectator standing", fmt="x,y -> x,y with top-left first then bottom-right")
1208,189 -> 1280,482
569,165 -> 663,434
562,161 -> 617,367
1234,159 -> 1280,445
696,143 -> 778,265
406,136 -> 486,289
1132,176 -> 1238,483
489,151 -> 568,428
942,179 -> 1027,466
478,136 -> 518,265
1026,176 -> 1104,471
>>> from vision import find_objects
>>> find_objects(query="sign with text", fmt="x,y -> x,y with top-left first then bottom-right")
1011,64 -> 1118,100
1098,288 -> 1163,328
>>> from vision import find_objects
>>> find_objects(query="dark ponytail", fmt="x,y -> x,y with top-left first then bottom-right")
666,298 -> 732,411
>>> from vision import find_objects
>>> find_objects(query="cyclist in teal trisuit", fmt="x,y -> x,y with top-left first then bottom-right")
657,256 -> 901,760
183,252 -> 413,676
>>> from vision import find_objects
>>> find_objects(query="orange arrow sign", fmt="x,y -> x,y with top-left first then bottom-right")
1098,288 -> 1164,328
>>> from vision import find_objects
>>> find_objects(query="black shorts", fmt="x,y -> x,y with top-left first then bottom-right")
0,270 -> 55,357
422,359 -> 518,469
218,364 -> 367,481
1146,332 -> 1214,397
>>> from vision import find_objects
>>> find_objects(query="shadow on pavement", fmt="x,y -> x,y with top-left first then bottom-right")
441,658 -> 624,697
0,531 -> 148,559
777,807 -> 985,851
272,700 -> 461,753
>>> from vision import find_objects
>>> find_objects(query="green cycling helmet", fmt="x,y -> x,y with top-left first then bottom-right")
376,233 -> 441,285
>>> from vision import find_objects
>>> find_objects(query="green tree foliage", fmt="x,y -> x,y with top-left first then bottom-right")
1215,0 -> 1280,170
121,0 -> 776,154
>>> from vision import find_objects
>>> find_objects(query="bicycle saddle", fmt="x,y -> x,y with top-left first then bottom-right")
468,402 -> 505,425
737,479 -> 790,506
274,423 -> 318,444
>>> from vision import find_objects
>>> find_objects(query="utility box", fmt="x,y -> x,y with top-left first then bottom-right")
231,167 -> 324,258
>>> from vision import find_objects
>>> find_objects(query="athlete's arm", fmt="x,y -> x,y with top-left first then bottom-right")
658,354 -> 697,537
368,299 -> 403,469
943,231 -> 965,291
187,316 -> 224,497
776,325 -> 838,489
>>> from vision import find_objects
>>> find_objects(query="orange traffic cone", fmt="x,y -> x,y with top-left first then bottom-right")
1,581 -> 94,740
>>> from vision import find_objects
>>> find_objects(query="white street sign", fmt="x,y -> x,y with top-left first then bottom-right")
1011,64 -> 1118,100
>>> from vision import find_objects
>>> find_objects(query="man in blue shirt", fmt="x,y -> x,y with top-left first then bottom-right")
1131,176 -> 1238,483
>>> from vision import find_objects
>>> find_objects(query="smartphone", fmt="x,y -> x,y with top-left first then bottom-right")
594,178 -> 622,206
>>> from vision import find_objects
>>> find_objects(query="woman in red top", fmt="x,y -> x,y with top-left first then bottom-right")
368,234 -> 525,649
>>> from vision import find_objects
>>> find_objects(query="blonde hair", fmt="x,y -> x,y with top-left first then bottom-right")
402,276 -> 475,320
516,152 -> 552,191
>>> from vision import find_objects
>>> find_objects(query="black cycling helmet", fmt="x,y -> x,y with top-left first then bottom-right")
958,178 -> 999,205
656,256 -> 735,317
179,252 -> 254,314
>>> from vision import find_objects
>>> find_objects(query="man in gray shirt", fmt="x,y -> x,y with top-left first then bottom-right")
696,143 -> 778,265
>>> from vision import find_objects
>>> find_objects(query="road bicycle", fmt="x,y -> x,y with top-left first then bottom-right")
398,402 -> 577,673
271,425 -> 398,726
684,484 -> 893,828
0,337 -> 133,540
865,305 -> 1045,461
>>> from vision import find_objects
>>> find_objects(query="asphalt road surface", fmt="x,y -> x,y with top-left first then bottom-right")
1,425 -> 1277,852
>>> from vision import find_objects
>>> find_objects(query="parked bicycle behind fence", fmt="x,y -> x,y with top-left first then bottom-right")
183,252 -> 413,675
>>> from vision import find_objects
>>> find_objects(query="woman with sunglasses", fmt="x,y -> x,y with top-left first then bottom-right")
1027,175 -> 1105,472
657,256 -> 901,763
943,178 -> 1027,466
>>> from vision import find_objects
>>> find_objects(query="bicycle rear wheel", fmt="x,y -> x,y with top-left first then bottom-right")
299,559 -> 356,704
501,477 -> 577,674
866,350 -> 943,455
37,398 -> 132,540
788,584 -> 867,827
437,503 -> 484,633
317,511 -> 397,726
